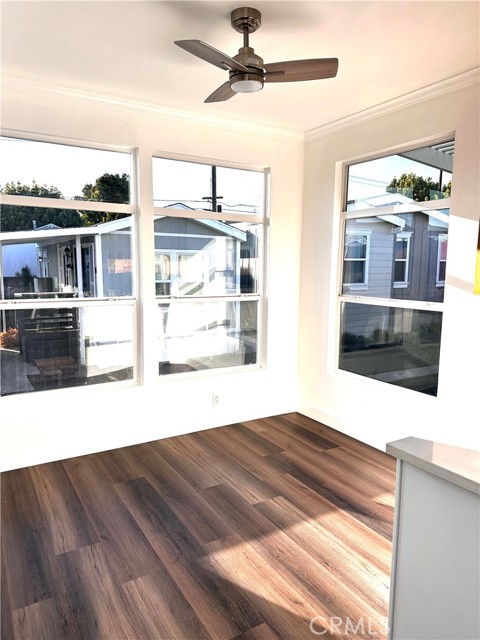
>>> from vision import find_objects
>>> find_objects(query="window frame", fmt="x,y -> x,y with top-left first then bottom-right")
436,233 -> 448,286
0,132 -> 139,394
342,228 -> 371,290
152,153 -> 268,375
337,134 -> 454,394
0,133 -> 269,397
393,231 -> 413,288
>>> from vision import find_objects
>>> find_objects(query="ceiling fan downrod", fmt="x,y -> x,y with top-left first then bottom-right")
230,7 -> 264,93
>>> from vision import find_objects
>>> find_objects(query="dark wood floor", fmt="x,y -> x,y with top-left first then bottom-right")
1,412 -> 396,640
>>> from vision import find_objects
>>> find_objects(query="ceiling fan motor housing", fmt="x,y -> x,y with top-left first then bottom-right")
230,45 -> 264,92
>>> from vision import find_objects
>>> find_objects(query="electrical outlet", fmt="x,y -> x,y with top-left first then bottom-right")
212,393 -> 220,406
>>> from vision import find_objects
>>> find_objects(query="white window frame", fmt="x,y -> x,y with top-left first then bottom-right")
393,231 -> 413,288
436,233 -> 448,286
152,154 -> 267,374
0,132 -> 138,391
337,135 -> 454,394
342,228 -> 371,290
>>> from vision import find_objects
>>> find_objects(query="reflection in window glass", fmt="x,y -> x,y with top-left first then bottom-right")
158,299 -> 258,374
341,210 -> 449,302
1,212 -> 133,299
154,217 -> 261,296
0,303 -> 134,396
0,137 -> 131,202
346,140 -> 454,210
343,233 -> 369,285
339,302 -> 442,396
153,157 -> 264,215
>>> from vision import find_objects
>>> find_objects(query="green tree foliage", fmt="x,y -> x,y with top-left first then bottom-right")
0,180 -> 83,231
78,173 -> 130,225
386,173 -> 452,202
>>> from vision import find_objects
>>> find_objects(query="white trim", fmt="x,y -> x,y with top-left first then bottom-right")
393,231 -> 413,286
306,67 -> 479,141
2,75 -> 303,143
343,229 -> 371,288
436,233 -> 448,286
339,294 -> 443,312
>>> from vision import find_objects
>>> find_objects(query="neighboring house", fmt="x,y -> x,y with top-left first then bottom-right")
340,194 -> 448,394
0,212 -> 252,374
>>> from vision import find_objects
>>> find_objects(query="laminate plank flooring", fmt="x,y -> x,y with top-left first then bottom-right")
1,412 -> 396,640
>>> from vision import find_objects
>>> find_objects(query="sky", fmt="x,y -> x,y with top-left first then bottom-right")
0,137 -> 264,214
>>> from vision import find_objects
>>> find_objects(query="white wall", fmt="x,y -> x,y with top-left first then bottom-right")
299,80 -> 480,452
0,84 -> 304,471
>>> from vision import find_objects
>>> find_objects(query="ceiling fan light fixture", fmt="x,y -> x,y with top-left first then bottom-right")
231,76 -> 263,93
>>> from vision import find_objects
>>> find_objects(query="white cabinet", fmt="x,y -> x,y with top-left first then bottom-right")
387,437 -> 480,640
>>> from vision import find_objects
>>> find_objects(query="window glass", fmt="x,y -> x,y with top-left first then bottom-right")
346,140 -> 454,210
0,303 -> 134,396
339,302 -> 442,396
158,299 -> 258,373
0,137 -> 131,202
343,233 -> 369,285
1,212 -> 133,299
154,217 -> 261,297
153,157 -> 264,215
341,210 -> 449,302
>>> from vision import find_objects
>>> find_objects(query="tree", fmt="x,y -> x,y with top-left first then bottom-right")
78,173 -> 130,225
0,180 -> 83,231
386,172 -> 451,202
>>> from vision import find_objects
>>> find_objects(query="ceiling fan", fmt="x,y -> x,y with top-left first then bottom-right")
174,6 -> 338,103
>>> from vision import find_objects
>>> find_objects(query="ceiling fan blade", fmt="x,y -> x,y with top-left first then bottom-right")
205,82 -> 236,103
264,58 -> 338,82
175,39 -> 249,73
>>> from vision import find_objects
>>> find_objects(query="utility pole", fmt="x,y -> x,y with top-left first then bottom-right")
202,165 -> 223,212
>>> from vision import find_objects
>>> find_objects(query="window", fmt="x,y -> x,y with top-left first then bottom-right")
153,157 -> 265,375
339,139 -> 454,395
343,230 -> 370,288
393,232 -> 412,287
0,136 -> 135,396
0,138 -> 267,395
436,234 -> 448,285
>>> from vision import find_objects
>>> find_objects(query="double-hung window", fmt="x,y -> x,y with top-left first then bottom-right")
393,232 -> 412,287
152,157 -> 265,375
0,136 -> 136,396
339,138 -> 454,396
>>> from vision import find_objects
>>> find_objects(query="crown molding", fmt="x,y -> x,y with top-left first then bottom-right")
1,75 -> 304,144
305,67 -> 480,143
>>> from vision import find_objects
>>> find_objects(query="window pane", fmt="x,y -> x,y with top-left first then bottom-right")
339,302 -> 442,396
0,303 -> 134,396
158,299 -> 258,373
341,210 -> 448,302
395,238 -> 408,260
1,211 -> 133,299
394,261 -> 406,282
0,137 -> 131,203
153,157 -> 264,215
345,235 -> 367,259
346,140 -> 454,210
343,261 -> 365,285
154,217 -> 261,296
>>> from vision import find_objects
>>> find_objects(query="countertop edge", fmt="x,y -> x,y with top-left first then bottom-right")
386,437 -> 480,495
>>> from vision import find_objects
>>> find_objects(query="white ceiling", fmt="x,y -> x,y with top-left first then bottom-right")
1,1 -> 479,133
